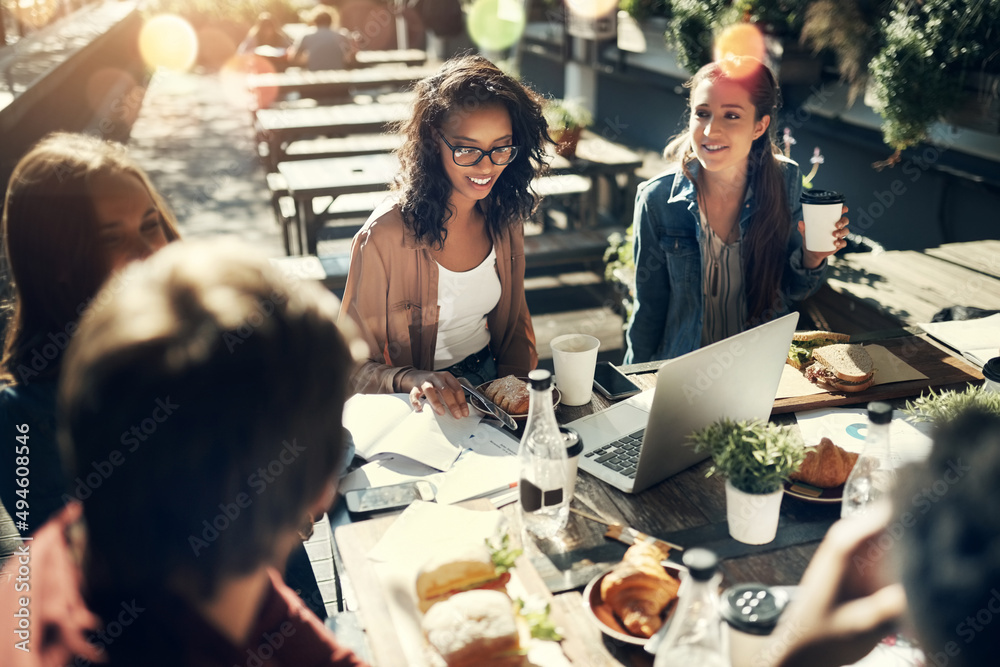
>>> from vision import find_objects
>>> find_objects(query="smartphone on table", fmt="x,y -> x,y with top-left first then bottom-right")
593,361 -> 642,400
344,480 -> 436,519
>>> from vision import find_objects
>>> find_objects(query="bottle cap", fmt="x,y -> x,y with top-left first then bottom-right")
720,583 -> 789,635
682,548 -> 718,581
528,369 -> 552,390
867,401 -> 892,425
983,357 -> 1000,383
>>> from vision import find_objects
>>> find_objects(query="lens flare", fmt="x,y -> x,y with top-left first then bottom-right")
564,0 -> 617,19
467,0 -> 526,51
714,24 -> 766,79
139,14 -> 198,71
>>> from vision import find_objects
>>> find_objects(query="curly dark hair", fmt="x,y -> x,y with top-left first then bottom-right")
393,54 -> 549,248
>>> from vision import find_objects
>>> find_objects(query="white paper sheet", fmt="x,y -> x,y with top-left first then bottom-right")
920,314 -> 1000,361
794,408 -> 934,466
339,423 -> 521,505
342,393 -> 481,471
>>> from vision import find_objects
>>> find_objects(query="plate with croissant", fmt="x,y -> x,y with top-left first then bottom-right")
784,437 -> 860,503
472,375 -> 561,420
582,542 -> 682,646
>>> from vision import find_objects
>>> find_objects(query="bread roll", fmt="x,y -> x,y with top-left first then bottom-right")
421,590 -> 524,667
416,544 -> 505,613
483,375 -> 530,415
790,437 -> 860,488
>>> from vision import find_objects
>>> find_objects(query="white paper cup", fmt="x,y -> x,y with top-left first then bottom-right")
550,333 -> 600,406
800,189 -> 845,253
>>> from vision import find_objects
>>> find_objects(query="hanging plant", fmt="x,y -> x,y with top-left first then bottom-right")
800,0 -> 889,104
867,0 -> 1000,163
619,0 -> 671,22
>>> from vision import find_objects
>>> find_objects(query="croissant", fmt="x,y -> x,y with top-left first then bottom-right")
600,541 -> 680,638
790,437 -> 859,488
483,375 -> 530,415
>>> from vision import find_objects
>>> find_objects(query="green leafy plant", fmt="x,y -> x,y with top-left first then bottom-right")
543,98 -> 593,133
689,418 -> 805,494
902,384 -> 1000,424
487,533 -> 522,575
514,599 -> 564,641
603,226 -> 636,324
619,0 -> 671,22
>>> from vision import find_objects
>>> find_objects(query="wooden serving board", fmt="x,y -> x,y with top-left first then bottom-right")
334,499 -> 619,666
771,335 -> 984,415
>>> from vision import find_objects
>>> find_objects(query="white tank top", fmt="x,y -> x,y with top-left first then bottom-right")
433,246 -> 501,370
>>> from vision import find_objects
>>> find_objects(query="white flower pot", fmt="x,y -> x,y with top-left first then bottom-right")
725,480 -> 784,545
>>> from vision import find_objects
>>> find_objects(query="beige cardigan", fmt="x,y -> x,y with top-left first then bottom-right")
340,202 -> 538,394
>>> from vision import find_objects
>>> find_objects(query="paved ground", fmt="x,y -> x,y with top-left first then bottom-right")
128,68 -> 286,257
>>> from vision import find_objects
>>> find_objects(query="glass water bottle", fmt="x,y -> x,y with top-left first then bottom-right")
841,401 -> 896,519
654,548 -> 729,666
518,369 -> 569,539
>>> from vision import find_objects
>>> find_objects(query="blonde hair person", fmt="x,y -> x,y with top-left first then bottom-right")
0,132 -> 180,535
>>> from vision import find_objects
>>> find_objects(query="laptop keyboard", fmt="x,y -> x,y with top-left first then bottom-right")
584,429 -> 644,479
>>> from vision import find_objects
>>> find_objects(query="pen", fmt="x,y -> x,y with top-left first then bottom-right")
471,481 -> 518,500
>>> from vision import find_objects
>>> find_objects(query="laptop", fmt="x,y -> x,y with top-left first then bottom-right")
571,312 -> 799,494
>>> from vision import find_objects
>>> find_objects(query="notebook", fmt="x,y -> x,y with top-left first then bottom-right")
571,312 -> 799,493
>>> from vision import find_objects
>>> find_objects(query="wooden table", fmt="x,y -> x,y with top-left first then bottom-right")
247,64 -> 436,108
278,153 -> 398,254
547,131 -> 644,228
255,101 -> 411,161
354,49 -> 427,68
331,371 -> 851,665
819,240 -> 1000,329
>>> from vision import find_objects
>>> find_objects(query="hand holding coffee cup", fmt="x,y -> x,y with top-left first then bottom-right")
798,189 -> 849,270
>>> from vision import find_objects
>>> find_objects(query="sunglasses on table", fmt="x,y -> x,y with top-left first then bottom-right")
439,134 -> 520,167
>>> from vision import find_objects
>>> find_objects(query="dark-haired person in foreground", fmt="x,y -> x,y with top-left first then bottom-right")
768,410 -> 1000,667
0,240 -> 368,667
341,54 -> 545,418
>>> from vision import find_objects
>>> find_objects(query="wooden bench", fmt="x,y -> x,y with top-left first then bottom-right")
266,171 -> 392,253
266,169 -> 593,256
269,226 -> 624,292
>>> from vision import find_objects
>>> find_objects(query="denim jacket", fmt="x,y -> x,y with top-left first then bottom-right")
624,157 -> 827,364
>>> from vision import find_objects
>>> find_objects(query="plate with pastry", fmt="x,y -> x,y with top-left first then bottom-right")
784,437 -> 860,503
582,542 -> 682,647
472,375 -> 561,420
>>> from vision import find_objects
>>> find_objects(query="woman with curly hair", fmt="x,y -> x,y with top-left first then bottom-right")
341,55 -> 547,418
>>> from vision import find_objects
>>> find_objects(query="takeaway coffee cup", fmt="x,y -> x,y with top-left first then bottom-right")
983,357 -> 1000,393
550,333 -> 600,406
800,189 -> 845,253
560,426 -> 583,502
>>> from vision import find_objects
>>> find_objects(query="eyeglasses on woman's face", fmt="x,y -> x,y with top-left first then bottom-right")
439,133 -> 520,167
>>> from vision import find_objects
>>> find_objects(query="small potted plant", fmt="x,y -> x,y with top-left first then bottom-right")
903,384 -> 1000,424
689,418 -> 805,545
544,98 -> 593,158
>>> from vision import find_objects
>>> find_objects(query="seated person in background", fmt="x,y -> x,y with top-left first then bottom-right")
237,11 -> 294,73
624,57 -> 847,364
288,7 -> 357,71
0,240 -> 369,666
238,11 -> 293,55
340,55 -> 544,419
0,132 -> 180,538
768,410 -> 1000,667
